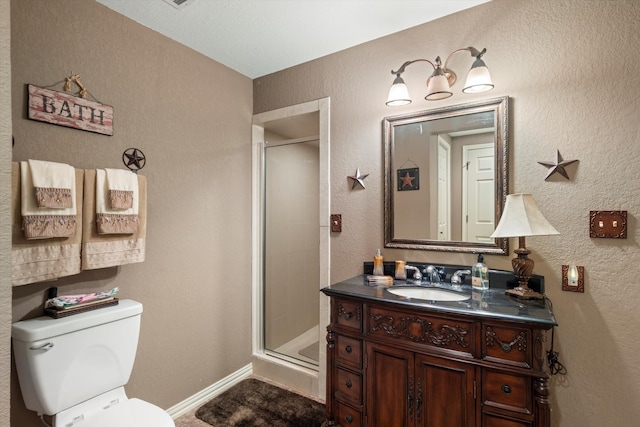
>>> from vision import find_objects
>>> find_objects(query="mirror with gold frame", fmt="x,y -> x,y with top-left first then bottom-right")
384,96 -> 509,254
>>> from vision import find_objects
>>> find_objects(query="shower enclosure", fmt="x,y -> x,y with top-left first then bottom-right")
263,136 -> 320,368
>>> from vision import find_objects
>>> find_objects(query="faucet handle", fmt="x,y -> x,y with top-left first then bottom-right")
451,270 -> 471,286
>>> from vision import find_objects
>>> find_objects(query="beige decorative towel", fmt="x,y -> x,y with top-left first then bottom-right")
27,159 -> 75,208
105,168 -> 137,209
96,169 -> 139,234
21,161 -> 77,239
82,169 -> 147,270
11,163 -> 83,286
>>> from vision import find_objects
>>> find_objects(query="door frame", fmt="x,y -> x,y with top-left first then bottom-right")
251,98 -> 331,400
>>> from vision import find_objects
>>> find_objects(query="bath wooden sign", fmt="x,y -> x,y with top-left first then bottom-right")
28,84 -> 113,136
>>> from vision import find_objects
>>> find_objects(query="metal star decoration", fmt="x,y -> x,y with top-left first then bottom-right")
347,168 -> 369,189
537,150 -> 578,181
122,148 -> 146,172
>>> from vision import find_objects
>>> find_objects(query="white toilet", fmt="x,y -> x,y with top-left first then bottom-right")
12,299 -> 175,427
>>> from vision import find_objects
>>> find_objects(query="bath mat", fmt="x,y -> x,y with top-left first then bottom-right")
298,341 -> 319,362
195,378 -> 325,427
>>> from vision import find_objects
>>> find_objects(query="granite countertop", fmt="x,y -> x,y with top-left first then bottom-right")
322,275 -> 558,327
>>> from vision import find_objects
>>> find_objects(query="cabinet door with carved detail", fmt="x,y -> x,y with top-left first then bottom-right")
366,342 -> 413,427
415,354 -> 477,427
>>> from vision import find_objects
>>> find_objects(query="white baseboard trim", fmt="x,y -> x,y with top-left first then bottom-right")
166,363 -> 253,420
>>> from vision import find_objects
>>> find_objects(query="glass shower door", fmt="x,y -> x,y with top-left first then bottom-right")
263,138 -> 320,368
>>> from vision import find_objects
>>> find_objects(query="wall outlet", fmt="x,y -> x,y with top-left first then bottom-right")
562,265 -> 584,293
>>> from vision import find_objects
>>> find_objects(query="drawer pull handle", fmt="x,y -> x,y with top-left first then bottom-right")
345,415 -> 353,424
501,384 -> 512,394
345,345 -> 352,354
343,312 -> 352,320
345,379 -> 352,388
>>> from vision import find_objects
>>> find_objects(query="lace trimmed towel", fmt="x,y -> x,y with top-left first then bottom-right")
82,169 -> 146,270
11,162 -> 83,286
105,168 -> 137,209
20,161 -> 78,239
27,159 -> 75,208
96,169 -> 139,234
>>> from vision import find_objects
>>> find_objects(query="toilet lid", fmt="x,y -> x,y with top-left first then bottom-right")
81,398 -> 174,427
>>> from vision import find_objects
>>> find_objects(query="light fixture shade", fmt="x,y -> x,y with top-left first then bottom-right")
490,193 -> 560,238
386,75 -> 411,106
425,68 -> 452,101
462,58 -> 494,93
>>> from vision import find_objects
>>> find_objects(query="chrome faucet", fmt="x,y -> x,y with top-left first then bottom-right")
423,265 -> 445,283
451,270 -> 471,287
405,265 -> 422,281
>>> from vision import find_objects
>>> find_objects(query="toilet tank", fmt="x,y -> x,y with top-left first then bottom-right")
12,299 -> 143,416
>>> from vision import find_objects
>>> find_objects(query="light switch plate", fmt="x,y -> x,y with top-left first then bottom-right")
589,210 -> 627,238
562,265 -> 584,293
330,214 -> 342,233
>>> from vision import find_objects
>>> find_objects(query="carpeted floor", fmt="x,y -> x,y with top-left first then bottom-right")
195,378 -> 325,427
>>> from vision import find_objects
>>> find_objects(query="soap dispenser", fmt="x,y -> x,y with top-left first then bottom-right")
471,254 -> 489,290
373,249 -> 384,276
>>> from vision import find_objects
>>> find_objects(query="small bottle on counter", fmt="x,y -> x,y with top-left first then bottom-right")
471,254 -> 489,290
373,249 -> 384,276
394,260 -> 407,280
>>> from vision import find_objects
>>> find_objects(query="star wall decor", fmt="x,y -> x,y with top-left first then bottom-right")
122,147 -> 146,172
537,150 -> 578,181
347,168 -> 369,189
397,167 -> 420,191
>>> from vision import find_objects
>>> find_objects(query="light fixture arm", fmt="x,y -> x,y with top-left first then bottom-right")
390,58 -> 436,77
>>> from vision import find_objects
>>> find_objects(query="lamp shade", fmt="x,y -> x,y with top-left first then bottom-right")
425,68 -> 452,101
462,58 -> 494,94
386,75 -> 411,106
490,193 -> 560,238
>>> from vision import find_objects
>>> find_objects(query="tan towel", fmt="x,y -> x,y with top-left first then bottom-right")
21,161 -> 77,239
27,159 -> 75,208
105,168 -> 137,209
11,163 -> 83,286
82,169 -> 147,270
96,169 -> 139,234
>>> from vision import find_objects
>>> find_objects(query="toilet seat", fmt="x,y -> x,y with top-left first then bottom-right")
80,398 -> 174,427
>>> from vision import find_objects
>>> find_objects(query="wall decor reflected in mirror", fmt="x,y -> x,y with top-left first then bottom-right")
384,96 -> 509,254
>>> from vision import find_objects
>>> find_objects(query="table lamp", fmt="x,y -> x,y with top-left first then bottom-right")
490,193 -> 559,299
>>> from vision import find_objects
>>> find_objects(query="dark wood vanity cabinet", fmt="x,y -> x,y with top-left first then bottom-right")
324,295 -> 554,427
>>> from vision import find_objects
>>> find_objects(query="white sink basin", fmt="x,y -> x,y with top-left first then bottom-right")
387,287 -> 470,302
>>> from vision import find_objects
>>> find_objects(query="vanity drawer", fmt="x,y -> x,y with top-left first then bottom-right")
482,369 -> 531,414
335,401 -> 362,427
334,298 -> 362,331
335,335 -> 362,369
482,412 -> 533,427
335,367 -> 362,406
483,324 -> 532,368
367,306 -> 475,356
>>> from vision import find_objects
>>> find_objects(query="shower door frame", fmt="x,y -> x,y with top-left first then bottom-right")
251,98 -> 330,400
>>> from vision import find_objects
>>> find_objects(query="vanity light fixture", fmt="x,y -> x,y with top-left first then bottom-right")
386,47 -> 494,106
490,194 -> 560,300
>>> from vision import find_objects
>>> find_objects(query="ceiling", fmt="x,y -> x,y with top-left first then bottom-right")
95,0 -> 490,79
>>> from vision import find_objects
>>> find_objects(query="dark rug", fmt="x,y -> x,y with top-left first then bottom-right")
195,378 -> 326,427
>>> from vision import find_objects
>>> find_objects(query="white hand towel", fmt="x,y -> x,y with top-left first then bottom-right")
96,169 -> 139,234
105,168 -> 138,209
21,161 -> 77,239
27,159 -> 75,208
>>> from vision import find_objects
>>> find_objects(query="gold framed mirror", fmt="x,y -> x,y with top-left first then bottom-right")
384,96 -> 509,254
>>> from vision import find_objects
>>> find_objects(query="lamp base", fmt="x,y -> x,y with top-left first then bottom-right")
505,286 -> 544,300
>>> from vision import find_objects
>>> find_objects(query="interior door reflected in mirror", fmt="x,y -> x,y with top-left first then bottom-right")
384,97 -> 509,254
